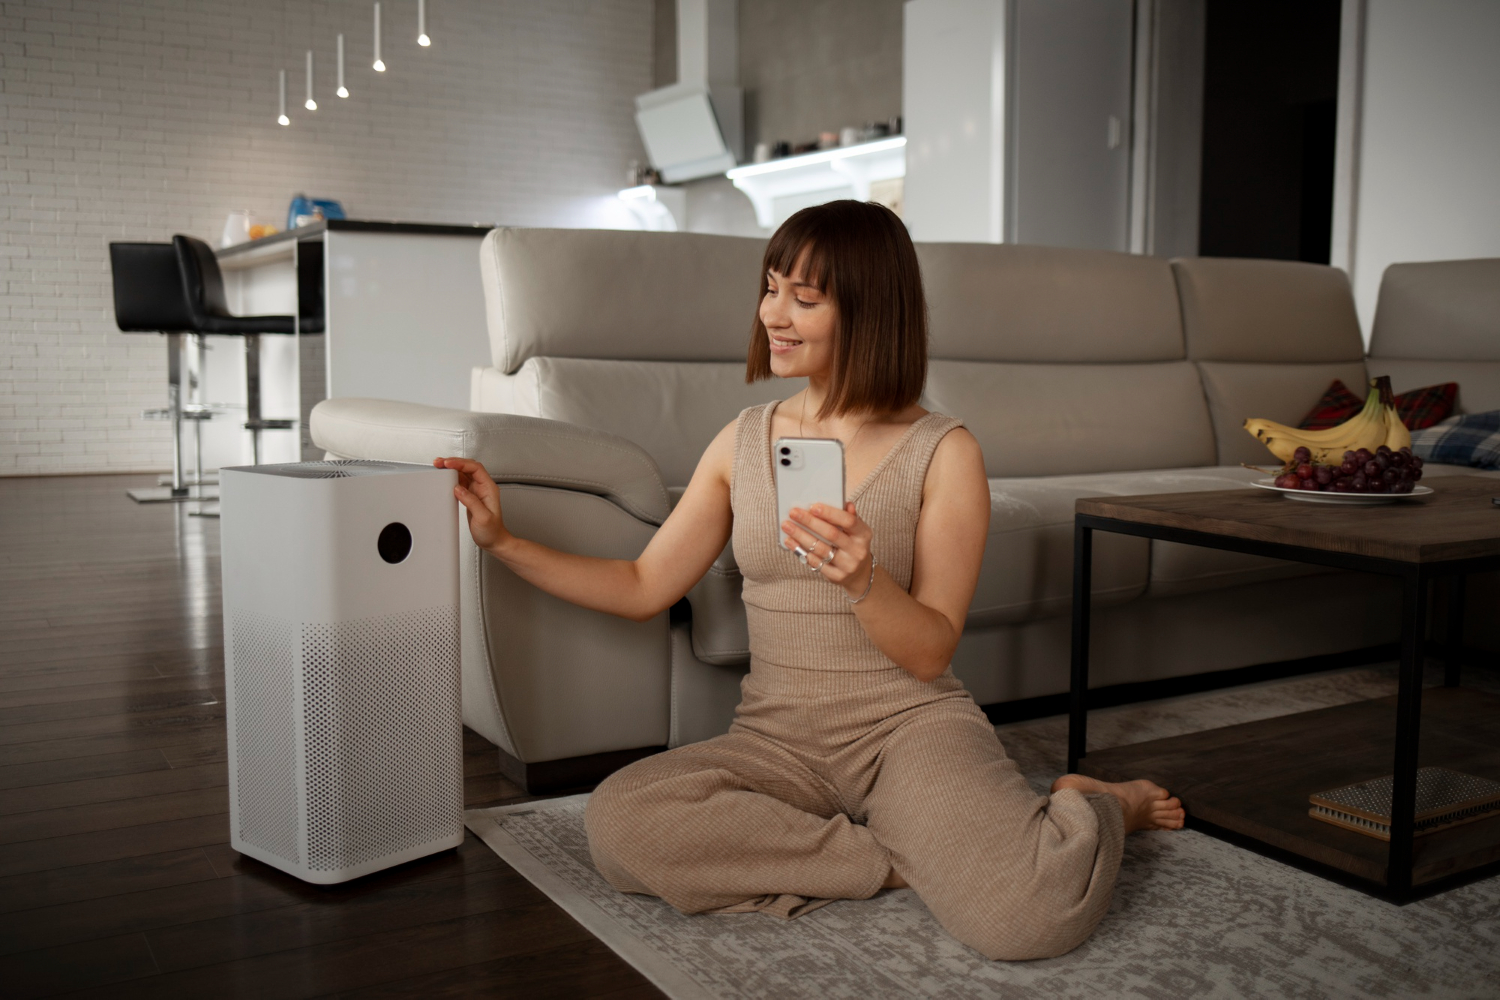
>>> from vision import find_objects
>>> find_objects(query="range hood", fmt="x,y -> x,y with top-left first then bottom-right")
634,0 -> 742,183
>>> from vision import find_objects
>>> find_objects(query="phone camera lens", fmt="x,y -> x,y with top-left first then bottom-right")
780,458 -> 791,466
779,446 -> 791,456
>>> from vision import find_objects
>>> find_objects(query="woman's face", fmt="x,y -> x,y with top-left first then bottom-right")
760,258 -> 837,381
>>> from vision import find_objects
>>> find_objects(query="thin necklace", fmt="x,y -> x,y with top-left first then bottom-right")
800,395 -> 872,453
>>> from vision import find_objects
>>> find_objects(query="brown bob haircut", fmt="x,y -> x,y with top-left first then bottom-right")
746,200 -> 927,418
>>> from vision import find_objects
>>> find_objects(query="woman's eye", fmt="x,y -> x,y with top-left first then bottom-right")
796,298 -> 816,309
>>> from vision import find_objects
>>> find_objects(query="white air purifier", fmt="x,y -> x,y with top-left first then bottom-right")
220,459 -> 462,884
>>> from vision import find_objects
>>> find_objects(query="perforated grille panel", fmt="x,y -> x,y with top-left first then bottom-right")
301,606 -> 462,872
244,460 -> 411,479
229,610 -> 301,864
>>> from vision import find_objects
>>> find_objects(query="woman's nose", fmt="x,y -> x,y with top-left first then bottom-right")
761,295 -> 789,328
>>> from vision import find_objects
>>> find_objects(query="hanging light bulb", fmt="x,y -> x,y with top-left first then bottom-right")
278,69 -> 289,125
372,2 -> 385,71
418,0 -> 430,46
304,50 -> 317,110
336,33 -> 348,97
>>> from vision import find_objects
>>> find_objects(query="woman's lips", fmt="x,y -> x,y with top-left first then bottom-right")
769,334 -> 802,354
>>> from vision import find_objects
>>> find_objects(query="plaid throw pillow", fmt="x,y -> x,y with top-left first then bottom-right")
1299,380 -> 1459,430
1410,411 -> 1500,470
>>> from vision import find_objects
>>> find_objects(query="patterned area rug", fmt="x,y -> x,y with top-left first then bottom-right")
464,667 -> 1500,999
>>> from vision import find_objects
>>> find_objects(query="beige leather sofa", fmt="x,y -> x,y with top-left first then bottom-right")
310,229 -> 1499,790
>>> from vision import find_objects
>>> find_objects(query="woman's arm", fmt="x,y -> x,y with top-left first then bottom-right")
780,427 -> 990,682
438,420 -> 737,623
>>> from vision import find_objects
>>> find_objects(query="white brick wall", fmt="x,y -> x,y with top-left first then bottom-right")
1,0 -> 652,475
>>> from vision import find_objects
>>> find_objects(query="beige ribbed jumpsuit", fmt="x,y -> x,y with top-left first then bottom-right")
585,402 -> 1125,961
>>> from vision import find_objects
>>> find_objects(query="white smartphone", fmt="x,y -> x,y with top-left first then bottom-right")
774,437 -> 845,543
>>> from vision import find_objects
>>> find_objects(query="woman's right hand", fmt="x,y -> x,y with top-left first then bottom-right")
434,457 -> 510,553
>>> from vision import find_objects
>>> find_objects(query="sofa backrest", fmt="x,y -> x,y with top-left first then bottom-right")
917,242 -> 1217,476
480,227 -> 767,373
1369,258 -> 1500,414
478,228 -> 798,486
1174,257 -> 1368,467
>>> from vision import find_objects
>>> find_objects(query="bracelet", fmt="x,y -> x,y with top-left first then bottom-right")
845,558 -> 878,604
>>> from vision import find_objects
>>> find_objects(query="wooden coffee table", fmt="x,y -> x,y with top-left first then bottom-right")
1068,474 -> 1500,902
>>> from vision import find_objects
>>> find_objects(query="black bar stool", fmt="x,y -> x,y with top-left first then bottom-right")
108,242 -> 217,503
174,235 -> 302,465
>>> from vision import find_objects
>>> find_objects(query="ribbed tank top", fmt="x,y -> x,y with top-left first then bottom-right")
730,401 -> 965,677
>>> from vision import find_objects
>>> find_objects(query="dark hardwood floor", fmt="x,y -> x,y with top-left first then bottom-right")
0,475 -> 662,999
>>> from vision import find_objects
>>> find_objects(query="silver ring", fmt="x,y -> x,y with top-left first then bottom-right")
812,547 -> 836,571
793,545 -> 809,564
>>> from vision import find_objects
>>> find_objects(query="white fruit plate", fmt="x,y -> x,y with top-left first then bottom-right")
1252,478 -> 1434,505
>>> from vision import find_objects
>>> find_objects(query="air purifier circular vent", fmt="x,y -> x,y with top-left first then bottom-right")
378,522 -> 412,563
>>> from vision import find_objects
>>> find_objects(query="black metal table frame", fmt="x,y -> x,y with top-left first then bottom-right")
1067,512 -> 1500,901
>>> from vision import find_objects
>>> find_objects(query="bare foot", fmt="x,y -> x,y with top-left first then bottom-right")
882,866 -> 909,889
1051,774 -> 1185,833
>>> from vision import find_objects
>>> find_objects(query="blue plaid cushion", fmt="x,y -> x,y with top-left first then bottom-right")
1410,411 -> 1500,470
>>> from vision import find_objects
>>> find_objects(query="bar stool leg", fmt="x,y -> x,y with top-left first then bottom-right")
167,332 -> 186,494
127,334 -> 200,504
245,333 -> 262,465
191,333 -> 206,487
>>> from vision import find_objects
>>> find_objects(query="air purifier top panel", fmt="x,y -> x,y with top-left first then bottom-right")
224,460 -> 435,480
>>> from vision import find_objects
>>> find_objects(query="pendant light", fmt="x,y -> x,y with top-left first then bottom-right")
277,69 -> 289,125
372,2 -> 386,71
336,34 -> 349,97
418,0 -> 430,46
304,50 -> 317,110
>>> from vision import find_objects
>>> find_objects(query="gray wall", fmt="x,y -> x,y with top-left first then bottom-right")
655,0 -> 905,150
1,0 -> 651,476
739,0 -> 905,150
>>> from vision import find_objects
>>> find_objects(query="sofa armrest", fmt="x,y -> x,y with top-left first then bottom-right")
310,397 -> 672,526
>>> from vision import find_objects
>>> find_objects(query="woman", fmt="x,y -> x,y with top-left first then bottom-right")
437,201 -> 1183,961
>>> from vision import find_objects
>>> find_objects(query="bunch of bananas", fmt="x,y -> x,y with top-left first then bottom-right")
1243,376 -> 1412,465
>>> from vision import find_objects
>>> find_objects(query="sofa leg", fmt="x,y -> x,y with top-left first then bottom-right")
495,745 -> 666,796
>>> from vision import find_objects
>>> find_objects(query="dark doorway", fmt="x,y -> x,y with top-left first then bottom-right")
1198,0 -> 1341,264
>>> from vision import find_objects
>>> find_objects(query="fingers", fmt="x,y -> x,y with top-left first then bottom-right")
780,519 -> 827,556
785,509 -> 847,549
813,502 -> 858,530
453,483 -> 489,517
435,457 -> 500,501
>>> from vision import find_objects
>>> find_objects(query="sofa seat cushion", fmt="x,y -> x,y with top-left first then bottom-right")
972,477 -> 1151,628
979,466 -> 1345,624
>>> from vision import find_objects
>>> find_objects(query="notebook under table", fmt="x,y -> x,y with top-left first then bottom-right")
1309,767 -> 1500,841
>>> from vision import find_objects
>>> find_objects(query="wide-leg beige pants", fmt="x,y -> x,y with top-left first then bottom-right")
585,696 -> 1125,961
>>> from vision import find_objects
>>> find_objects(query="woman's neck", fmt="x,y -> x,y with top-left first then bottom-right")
795,381 -> 871,441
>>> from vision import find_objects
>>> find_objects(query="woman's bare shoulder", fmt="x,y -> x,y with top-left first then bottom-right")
925,425 -> 987,492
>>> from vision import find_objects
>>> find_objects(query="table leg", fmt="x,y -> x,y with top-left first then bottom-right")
1068,522 -> 1093,773
1445,576 -> 1466,688
1387,569 -> 1427,896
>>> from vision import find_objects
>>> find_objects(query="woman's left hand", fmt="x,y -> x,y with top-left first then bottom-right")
782,502 -> 873,599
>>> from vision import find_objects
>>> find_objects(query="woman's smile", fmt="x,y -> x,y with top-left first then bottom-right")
768,333 -> 803,353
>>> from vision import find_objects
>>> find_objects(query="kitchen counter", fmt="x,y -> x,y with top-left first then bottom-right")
213,219 -> 496,461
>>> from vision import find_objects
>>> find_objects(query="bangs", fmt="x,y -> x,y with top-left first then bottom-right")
762,215 -> 833,293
